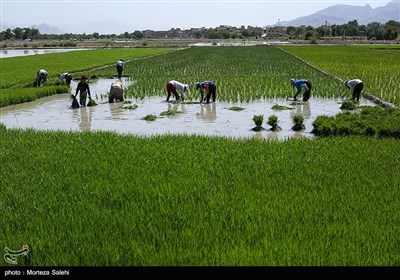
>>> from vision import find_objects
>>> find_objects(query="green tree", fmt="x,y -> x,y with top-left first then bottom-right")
367,22 -> 384,40
346,20 -> 359,36
132,30 -> 143,39
3,28 -> 14,40
383,20 -> 400,40
13,27 -> 24,40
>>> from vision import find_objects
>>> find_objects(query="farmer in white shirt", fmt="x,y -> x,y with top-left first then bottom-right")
34,69 -> 48,87
166,80 -> 189,101
116,60 -> 124,79
344,79 -> 364,102
58,72 -> 73,86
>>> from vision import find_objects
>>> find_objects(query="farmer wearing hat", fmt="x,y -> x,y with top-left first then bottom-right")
195,81 -> 217,104
290,78 -> 312,102
34,69 -> 48,87
344,79 -> 364,102
109,80 -> 124,103
166,80 -> 189,102
75,75 -> 91,107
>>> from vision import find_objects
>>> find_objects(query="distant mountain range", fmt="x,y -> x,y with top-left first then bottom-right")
278,0 -> 399,27
1,21 -> 132,35
1,1 -> 399,34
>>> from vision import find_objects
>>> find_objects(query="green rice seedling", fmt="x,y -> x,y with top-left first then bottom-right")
272,104 -> 295,111
267,115 -> 281,131
160,109 -> 182,116
227,106 -> 245,111
121,104 -> 138,110
291,115 -> 305,131
71,95 -> 80,109
340,99 -> 357,110
252,114 -> 264,131
0,48 -> 175,107
281,45 -> 400,105
2,130 -> 400,266
123,100 -> 133,104
142,114 -> 157,121
312,107 -> 400,138
87,98 -> 98,107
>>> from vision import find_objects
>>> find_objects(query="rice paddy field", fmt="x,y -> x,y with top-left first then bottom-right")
1,45 -> 400,266
281,45 -> 400,106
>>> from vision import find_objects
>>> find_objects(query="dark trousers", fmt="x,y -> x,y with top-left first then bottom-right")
353,82 -> 364,102
79,90 -> 88,107
302,81 -> 312,102
65,75 -> 72,87
109,87 -> 124,103
35,74 -> 46,87
205,84 -> 217,103
166,83 -> 180,101
116,66 -> 123,78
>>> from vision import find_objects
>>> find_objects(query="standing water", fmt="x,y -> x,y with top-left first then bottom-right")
0,78 -> 376,140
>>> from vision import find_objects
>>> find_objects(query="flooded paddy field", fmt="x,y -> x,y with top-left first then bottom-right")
0,78 -> 376,140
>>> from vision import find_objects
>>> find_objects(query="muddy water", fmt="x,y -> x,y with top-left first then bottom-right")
0,78 -> 376,140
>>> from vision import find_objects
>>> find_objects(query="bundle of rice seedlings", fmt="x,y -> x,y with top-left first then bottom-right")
271,104 -> 295,111
87,98 -> 98,107
142,114 -> 157,121
71,95 -> 80,109
340,99 -> 357,110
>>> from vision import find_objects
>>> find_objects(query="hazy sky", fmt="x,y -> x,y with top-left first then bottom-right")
0,0 -> 393,33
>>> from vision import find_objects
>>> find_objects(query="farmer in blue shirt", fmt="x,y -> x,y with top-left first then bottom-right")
195,81 -> 217,104
290,79 -> 312,102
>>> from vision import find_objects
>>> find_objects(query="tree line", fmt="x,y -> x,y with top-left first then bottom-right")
1,20 -> 399,41
286,20 -> 400,40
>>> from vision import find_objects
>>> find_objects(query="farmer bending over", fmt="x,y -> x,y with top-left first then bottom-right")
109,80 -> 124,103
59,72 -> 73,87
290,78 -> 312,102
34,69 -> 48,87
344,79 -> 364,102
195,81 -> 217,104
166,80 -> 189,102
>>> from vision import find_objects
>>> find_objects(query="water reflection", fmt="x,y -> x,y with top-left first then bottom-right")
197,103 -> 217,122
0,49 -> 89,58
166,102 -> 187,119
109,102 -> 124,120
290,102 -> 311,119
73,107 -> 92,132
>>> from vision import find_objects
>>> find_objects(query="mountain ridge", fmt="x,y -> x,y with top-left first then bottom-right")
278,0 -> 399,27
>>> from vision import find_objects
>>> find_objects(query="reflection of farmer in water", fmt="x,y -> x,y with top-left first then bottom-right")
78,107 -> 92,132
198,102 -> 217,122
290,101 -> 311,120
